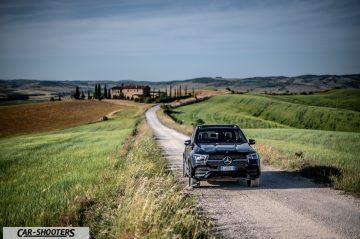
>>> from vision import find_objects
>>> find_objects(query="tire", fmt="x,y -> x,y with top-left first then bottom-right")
247,178 -> 260,187
183,159 -> 188,177
246,180 -> 251,187
188,166 -> 200,188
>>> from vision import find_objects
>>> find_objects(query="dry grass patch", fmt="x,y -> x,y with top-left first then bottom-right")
195,89 -> 227,96
0,100 -> 136,137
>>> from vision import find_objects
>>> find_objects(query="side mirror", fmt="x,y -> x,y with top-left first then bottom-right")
184,140 -> 191,146
249,139 -> 256,145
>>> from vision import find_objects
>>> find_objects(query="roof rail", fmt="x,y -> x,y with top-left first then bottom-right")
197,124 -> 239,128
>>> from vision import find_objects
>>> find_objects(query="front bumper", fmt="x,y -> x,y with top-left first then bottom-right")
193,164 -> 260,180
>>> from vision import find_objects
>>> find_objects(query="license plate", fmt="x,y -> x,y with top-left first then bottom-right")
220,166 -> 236,171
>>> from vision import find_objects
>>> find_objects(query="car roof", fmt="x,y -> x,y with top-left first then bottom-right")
196,124 -> 239,129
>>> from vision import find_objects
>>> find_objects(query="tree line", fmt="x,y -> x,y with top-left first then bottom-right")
73,84 -> 196,103
73,84 -> 111,100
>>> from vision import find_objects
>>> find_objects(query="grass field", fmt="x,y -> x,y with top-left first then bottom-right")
0,100 -> 129,138
0,101 -> 211,238
245,128 -> 360,192
170,91 -> 360,132
262,88 -> 360,112
0,107 -> 140,227
164,89 -> 360,194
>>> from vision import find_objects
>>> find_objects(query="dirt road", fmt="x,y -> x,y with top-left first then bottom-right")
146,106 -> 360,239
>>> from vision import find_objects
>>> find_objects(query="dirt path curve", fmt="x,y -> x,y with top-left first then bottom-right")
146,105 -> 360,239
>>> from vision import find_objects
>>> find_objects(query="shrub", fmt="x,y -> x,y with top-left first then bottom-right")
192,118 -> 205,127
143,97 -> 151,104
161,104 -> 172,114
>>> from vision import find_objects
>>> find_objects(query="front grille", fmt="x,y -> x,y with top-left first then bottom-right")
209,153 -> 246,160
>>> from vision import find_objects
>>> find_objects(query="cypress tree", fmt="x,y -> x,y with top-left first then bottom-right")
74,86 -> 80,99
108,89 -> 111,99
179,85 -> 182,97
104,84 -> 107,99
94,84 -> 98,99
169,85 -> 172,97
98,84 -> 102,99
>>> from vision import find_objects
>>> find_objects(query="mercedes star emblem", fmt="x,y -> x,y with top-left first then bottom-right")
223,156 -> 232,165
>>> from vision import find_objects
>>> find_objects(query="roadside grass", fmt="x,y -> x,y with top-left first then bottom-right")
261,88 -> 360,112
245,129 -> 360,193
158,97 -> 360,195
156,108 -> 193,136
170,93 -> 360,132
84,121 -> 211,238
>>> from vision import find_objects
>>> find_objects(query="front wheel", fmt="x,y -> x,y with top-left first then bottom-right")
247,178 -> 260,187
188,167 -> 200,188
183,159 -> 188,177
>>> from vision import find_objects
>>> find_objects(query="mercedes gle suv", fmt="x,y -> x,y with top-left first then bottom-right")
183,124 -> 261,188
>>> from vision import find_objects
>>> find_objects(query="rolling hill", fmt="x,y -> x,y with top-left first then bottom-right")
1,74 -> 359,104
171,90 -> 360,132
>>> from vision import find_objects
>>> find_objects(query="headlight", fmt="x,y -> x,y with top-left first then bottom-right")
193,154 -> 209,165
246,153 -> 259,164
246,153 -> 258,160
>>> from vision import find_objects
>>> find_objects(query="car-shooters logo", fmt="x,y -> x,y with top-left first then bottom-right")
3,227 -> 89,239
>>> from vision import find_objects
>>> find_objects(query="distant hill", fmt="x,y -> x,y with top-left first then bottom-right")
1,74 -> 359,103
172,74 -> 360,93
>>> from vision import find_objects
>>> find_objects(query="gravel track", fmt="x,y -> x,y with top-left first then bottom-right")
146,106 -> 360,239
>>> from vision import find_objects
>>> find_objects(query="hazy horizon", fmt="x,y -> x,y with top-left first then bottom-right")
1,0 -> 359,81
1,73 -> 360,83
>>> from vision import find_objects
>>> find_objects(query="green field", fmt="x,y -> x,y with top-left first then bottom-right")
1,106 -> 210,238
171,91 -> 360,132
244,128 -> 360,192
262,88 -> 360,112
0,108 -> 138,227
168,89 -> 360,193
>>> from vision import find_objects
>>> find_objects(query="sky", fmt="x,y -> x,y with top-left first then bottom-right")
0,0 -> 359,81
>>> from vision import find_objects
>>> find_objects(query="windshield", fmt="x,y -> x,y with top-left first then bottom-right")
196,129 -> 247,144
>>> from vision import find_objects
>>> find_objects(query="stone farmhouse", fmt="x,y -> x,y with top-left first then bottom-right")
111,84 -> 151,99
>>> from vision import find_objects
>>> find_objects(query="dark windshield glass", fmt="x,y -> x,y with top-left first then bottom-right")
196,129 -> 247,144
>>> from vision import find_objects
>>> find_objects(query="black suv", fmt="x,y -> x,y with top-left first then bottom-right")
183,124 -> 261,188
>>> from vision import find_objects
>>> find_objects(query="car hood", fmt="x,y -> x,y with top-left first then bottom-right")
196,143 -> 255,154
